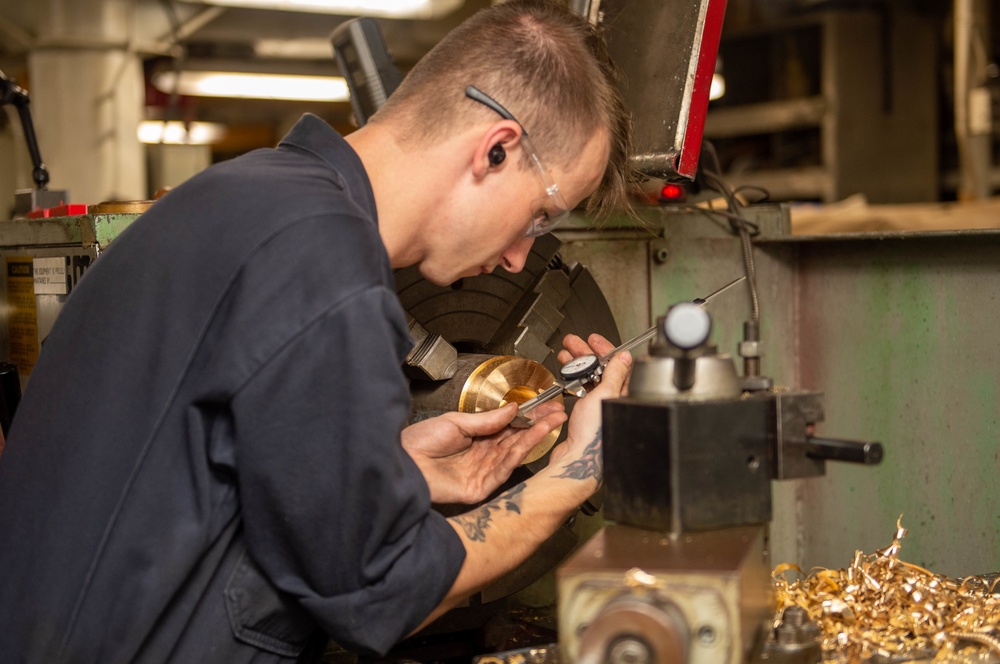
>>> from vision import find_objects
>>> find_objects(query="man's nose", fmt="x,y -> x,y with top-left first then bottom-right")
499,236 -> 535,273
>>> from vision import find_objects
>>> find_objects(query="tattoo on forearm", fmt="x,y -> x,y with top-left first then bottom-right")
556,429 -> 603,483
452,483 -> 526,542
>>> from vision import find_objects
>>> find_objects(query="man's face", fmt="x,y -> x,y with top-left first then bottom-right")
423,128 -> 610,286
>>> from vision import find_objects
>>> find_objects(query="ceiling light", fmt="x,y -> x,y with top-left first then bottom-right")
138,121 -> 229,145
255,38 -> 334,59
179,0 -> 462,19
152,71 -> 350,101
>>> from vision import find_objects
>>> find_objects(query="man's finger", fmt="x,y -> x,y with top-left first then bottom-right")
591,351 -> 632,397
561,333 -> 593,357
449,403 -> 519,437
525,401 -> 565,420
501,409 -> 567,456
558,333 -> 620,366
587,333 -> 617,356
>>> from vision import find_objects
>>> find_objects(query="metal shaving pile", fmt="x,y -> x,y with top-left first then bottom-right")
773,517 -> 1000,662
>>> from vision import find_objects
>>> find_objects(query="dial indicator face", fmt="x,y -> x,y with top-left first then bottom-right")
560,354 -> 600,381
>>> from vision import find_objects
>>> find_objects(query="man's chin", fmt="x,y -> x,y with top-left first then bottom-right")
418,263 -> 489,287
419,268 -> 464,287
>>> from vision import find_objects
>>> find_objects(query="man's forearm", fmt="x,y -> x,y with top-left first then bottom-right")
413,430 -> 603,631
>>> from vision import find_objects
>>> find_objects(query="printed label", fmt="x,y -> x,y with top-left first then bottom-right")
33,257 -> 69,295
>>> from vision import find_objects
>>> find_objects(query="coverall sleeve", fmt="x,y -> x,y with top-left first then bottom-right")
229,285 -> 466,655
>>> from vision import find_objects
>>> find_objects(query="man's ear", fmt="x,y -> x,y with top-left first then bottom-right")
472,120 -> 522,179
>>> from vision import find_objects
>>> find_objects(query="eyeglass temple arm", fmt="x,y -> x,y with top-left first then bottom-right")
464,85 -> 530,137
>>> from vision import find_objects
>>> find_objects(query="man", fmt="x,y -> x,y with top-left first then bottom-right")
0,0 -> 634,661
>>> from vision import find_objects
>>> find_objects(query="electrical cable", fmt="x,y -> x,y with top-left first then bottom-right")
699,141 -> 760,326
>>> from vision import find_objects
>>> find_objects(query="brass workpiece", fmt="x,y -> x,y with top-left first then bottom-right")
773,517 -> 1000,662
458,355 -> 564,464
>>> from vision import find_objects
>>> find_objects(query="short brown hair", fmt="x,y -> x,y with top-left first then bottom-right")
371,0 -> 634,219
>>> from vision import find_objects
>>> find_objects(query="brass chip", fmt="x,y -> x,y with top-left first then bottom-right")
773,516 -> 1000,662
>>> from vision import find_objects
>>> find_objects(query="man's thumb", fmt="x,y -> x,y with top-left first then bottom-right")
452,403 -> 518,436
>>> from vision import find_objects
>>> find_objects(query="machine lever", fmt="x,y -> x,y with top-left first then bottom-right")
0,70 -> 50,190
805,436 -> 884,465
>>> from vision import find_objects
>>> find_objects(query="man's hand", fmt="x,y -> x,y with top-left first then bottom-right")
546,333 -> 632,477
414,335 -> 632,634
401,402 -> 567,505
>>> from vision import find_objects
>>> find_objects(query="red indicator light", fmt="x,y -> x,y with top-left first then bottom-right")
660,183 -> 686,201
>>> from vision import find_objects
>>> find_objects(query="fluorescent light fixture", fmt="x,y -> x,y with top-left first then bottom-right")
255,38 -> 334,59
710,73 -> 725,101
152,71 -> 350,102
180,0 -> 462,19
138,121 -> 229,145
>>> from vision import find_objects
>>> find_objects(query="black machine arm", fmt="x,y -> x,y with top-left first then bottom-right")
330,18 -> 402,127
806,436 -> 884,465
0,69 -> 50,191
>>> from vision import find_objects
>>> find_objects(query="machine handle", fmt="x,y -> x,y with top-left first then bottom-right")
805,436 -> 884,465
16,103 -> 50,190
0,70 -> 50,190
